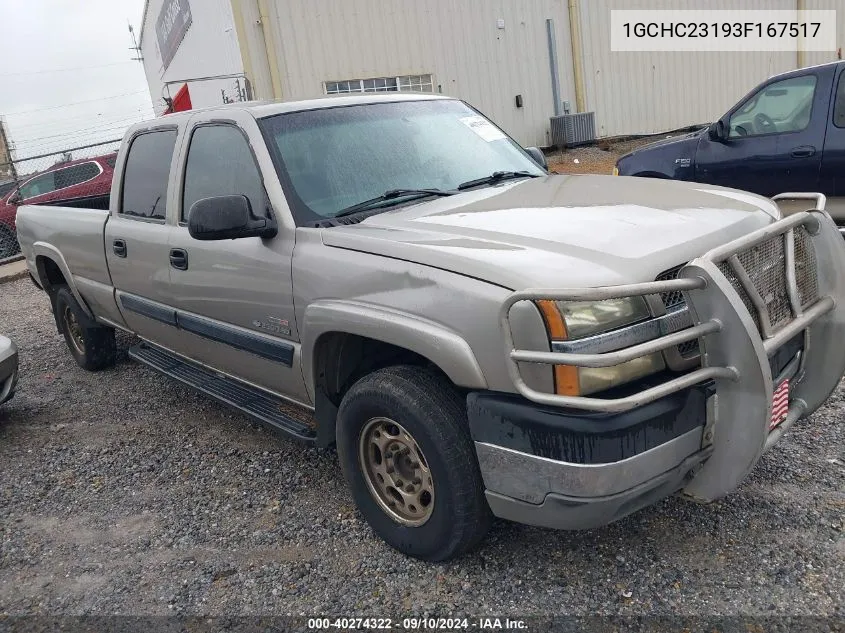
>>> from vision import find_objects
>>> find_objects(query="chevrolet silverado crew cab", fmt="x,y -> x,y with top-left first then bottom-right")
16,94 -> 845,561
616,61 -> 845,229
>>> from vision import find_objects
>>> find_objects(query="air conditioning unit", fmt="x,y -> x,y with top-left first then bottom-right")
550,112 -> 596,148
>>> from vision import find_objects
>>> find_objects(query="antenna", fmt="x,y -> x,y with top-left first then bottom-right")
128,21 -> 143,62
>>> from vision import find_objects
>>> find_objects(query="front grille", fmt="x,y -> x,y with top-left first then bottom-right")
654,265 -> 699,359
655,266 -> 686,309
677,340 -> 700,358
716,261 -> 763,332
718,226 -> 819,334
794,226 -> 819,308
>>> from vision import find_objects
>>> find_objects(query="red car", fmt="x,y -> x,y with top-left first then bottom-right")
0,153 -> 116,258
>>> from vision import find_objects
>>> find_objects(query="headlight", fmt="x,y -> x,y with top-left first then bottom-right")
612,166 -> 619,176
536,298 -> 665,396
556,297 -> 649,339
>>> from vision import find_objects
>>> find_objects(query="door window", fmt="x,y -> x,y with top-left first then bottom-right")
54,162 -> 101,190
120,130 -> 178,220
729,75 -> 817,137
181,125 -> 267,222
17,171 -> 57,200
833,72 -> 845,128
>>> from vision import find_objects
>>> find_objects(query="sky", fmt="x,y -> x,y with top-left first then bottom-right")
0,0 -> 154,161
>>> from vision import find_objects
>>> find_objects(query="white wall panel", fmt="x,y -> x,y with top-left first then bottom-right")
140,0 -> 245,115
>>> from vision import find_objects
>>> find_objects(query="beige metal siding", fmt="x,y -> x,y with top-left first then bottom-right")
251,0 -> 577,147
803,0 -> 845,67
577,0 -> 814,137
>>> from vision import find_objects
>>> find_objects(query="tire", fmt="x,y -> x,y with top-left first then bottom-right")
55,286 -> 116,371
0,225 -> 20,260
336,365 -> 492,561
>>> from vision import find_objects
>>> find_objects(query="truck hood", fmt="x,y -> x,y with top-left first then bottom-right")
321,174 -> 779,290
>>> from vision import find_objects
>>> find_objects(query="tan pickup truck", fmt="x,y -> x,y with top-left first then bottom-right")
15,94 -> 845,561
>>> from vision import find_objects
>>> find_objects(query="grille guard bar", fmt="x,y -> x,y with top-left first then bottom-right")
500,209 -> 838,414
500,202 -> 845,502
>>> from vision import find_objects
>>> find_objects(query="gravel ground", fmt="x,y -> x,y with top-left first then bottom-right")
1,276 -> 844,619
547,136 -> 675,175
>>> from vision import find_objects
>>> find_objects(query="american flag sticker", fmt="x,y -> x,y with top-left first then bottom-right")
770,379 -> 790,430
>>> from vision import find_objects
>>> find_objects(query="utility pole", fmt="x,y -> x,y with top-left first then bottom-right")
0,119 -> 16,182
128,23 -> 143,62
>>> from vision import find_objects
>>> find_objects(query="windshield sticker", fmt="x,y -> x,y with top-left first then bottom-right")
460,116 -> 506,142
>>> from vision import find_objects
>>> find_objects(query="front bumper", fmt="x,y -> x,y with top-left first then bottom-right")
468,385 -> 713,529
0,336 -> 18,404
485,204 -> 845,528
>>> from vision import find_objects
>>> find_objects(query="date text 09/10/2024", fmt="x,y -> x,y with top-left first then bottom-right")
307,617 -> 528,630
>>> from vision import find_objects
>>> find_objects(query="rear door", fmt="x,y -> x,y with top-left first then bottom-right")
105,127 -> 184,350
695,69 -> 831,196
166,111 -> 307,403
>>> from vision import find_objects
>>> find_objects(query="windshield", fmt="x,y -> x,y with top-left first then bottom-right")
259,99 -> 544,223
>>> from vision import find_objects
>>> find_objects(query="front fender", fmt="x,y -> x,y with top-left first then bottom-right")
616,135 -> 701,180
300,299 -> 487,401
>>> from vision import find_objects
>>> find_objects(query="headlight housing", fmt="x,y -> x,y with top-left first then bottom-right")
536,298 -> 666,396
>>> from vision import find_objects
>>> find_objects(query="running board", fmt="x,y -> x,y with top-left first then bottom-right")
128,342 -> 316,444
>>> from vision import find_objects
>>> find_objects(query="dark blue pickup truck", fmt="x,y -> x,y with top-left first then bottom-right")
616,61 -> 845,227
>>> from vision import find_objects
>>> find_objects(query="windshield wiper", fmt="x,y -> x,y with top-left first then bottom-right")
333,188 -> 455,219
457,171 -> 540,191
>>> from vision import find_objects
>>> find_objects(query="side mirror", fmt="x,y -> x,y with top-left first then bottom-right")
525,147 -> 548,170
708,119 -> 728,142
187,195 -> 277,241
8,192 -> 21,205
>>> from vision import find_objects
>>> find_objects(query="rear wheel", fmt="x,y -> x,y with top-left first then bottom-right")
336,365 -> 491,561
55,286 -> 116,371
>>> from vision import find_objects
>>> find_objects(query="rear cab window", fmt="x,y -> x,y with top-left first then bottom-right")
120,130 -> 178,221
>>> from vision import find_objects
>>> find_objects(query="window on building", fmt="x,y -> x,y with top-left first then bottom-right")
182,125 -> 268,222
324,74 -> 433,95
120,130 -> 178,220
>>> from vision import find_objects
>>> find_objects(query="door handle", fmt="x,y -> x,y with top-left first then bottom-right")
169,248 -> 188,271
790,146 -> 816,158
113,239 -> 127,258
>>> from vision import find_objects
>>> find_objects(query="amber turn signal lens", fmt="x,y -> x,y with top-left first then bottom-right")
535,300 -> 580,396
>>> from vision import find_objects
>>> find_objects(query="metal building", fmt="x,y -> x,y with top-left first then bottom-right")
139,0 -> 844,146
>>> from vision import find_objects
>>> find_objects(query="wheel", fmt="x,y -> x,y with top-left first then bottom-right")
336,365 -> 491,561
0,225 -> 20,260
55,286 -> 116,371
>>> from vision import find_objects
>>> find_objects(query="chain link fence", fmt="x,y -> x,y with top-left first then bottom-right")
0,139 -> 121,265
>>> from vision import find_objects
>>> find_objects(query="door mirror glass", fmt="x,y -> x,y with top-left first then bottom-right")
525,146 -> 548,170
187,194 -> 277,241
728,75 -> 817,138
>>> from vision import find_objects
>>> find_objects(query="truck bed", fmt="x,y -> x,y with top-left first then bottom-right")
15,203 -> 112,289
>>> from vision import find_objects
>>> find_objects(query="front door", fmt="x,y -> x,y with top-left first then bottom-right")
105,128 -> 183,352
818,65 -> 845,223
166,117 -> 307,404
695,70 -> 829,197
